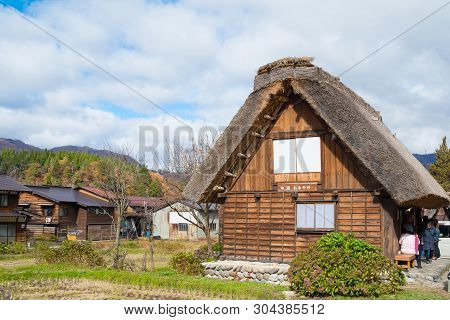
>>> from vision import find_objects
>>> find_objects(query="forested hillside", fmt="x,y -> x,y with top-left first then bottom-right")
0,149 -> 162,197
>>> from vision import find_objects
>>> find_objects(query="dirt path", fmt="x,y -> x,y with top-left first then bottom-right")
0,258 -> 35,269
0,278 -> 213,300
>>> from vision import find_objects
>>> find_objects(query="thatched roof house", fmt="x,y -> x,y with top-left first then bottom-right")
184,57 -> 449,209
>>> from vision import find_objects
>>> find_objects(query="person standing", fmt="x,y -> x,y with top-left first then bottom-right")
422,221 -> 435,263
431,219 -> 441,259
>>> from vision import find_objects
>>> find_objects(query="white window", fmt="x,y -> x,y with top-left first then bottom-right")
296,203 -> 335,230
273,137 -> 321,174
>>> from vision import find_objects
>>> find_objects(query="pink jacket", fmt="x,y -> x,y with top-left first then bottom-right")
399,233 -> 418,255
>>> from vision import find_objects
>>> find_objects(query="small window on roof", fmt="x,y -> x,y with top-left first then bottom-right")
273,137 -> 321,174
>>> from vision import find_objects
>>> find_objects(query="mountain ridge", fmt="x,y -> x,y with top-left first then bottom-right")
0,138 -> 137,163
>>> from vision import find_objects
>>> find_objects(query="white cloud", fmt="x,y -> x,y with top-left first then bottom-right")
0,0 -> 449,165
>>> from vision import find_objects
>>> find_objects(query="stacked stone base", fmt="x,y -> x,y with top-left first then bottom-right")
203,260 -> 290,286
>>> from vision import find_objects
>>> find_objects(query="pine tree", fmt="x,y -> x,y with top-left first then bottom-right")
429,136 -> 450,191
148,178 -> 162,197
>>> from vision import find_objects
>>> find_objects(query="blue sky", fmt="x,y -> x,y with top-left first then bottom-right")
0,0 -> 449,166
2,0 -> 34,11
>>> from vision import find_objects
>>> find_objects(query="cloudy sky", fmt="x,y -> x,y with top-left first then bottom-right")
0,0 -> 449,167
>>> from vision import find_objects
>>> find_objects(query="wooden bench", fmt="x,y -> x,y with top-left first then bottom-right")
394,254 -> 416,270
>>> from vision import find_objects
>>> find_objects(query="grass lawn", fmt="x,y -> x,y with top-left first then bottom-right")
0,239 -> 286,300
0,264 -> 286,300
0,239 -> 449,300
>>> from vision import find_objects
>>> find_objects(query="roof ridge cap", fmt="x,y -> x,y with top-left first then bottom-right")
257,57 -> 315,75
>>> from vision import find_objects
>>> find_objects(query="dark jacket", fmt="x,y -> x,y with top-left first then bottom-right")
422,228 -> 435,251
431,227 -> 440,242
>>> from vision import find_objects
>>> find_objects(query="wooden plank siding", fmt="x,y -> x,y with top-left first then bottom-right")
219,96 -> 392,261
0,192 -> 20,213
222,191 -> 383,262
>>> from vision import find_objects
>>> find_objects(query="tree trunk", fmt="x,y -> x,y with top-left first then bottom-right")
204,204 -> 213,257
112,211 -> 122,269
206,225 -> 213,257
149,217 -> 155,272
145,203 -> 155,272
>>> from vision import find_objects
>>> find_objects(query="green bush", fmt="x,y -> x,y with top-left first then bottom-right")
289,233 -> 405,297
169,252 -> 204,276
0,242 -> 27,255
7,242 -> 27,254
35,241 -> 105,267
195,242 -> 222,261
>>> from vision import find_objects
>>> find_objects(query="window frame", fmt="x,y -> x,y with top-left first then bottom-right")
209,222 -> 217,232
0,194 -> 8,207
272,136 -> 322,174
0,223 -> 16,244
178,223 -> 188,231
59,207 -> 69,217
42,206 -> 54,217
295,201 -> 336,233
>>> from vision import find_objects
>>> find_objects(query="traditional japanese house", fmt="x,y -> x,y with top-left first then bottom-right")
19,185 -> 115,240
0,174 -> 31,244
183,57 -> 450,262
78,187 -> 166,239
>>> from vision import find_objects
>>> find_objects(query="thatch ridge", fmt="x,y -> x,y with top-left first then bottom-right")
257,57 -> 314,74
183,58 -> 449,208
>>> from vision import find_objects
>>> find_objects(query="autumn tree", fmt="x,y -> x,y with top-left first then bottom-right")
162,132 -> 218,257
430,136 -> 450,191
96,148 -> 140,269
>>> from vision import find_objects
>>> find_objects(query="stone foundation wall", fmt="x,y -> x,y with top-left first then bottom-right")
203,260 -> 290,286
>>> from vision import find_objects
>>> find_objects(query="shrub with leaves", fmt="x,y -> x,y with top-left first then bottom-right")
0,242 -> 27,255
288,233 -> 405,297
194,242 -> 222,261
169,252 -> 204,276
35,241 -> 105,267
0,243 -> 8,254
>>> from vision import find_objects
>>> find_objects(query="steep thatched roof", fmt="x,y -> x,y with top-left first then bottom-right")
183,57 -> 449,208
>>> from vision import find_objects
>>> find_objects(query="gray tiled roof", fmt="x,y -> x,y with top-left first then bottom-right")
26,185 -> 115,208
0,174 -> 31,192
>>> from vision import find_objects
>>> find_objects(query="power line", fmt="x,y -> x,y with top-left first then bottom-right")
0,0 -> 190,127
339,1 -> 450,77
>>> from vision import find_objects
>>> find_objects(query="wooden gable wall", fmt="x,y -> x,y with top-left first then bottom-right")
229,98 -> 377,192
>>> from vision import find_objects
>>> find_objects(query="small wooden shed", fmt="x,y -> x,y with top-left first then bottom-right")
183,57 -> 449,262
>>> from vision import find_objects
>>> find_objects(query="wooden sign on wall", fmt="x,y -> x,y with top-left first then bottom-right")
276,182 -> 318,192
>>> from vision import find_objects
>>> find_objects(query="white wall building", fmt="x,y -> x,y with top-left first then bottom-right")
153,201 -> 219,240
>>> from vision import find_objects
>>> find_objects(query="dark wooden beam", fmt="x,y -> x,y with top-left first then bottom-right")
251,132 -> 265,138
224,171 -> 237,178
268,129 -> 327,140
237,152 -> 250,159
